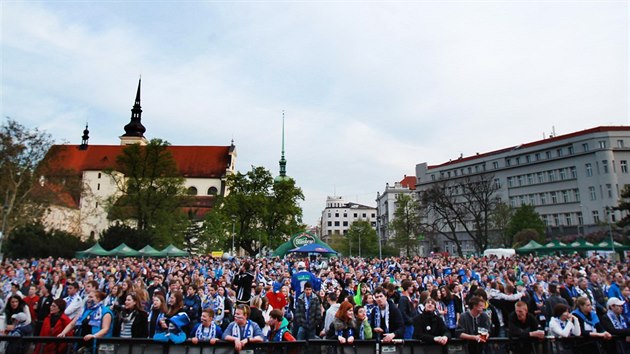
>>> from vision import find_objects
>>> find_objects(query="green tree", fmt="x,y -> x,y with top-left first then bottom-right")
0,118 -> 55,257
347,220 -> 379,257
390,194 -> 423,257
491,202 -> 514,247
216,166 -> 304,256
513,228 -> 546,248
105,139 -> 188,244
99,224 -> 154,250
615,185 -> 630,227
5,223 -> 87,259
506,205 -> 546,246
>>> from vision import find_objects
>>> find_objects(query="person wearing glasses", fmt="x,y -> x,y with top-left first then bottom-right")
412,298 -> 450,345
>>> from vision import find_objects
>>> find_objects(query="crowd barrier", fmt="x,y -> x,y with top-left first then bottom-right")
0,335 -> 627,354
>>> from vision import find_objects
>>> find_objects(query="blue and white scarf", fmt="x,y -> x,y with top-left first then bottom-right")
213,295 -> 225,325
445,300 -> 457,329
607,311 -> 628,330
374,305 -> 389,333
572,309 -> 600,329
195,323 -> 217,340
231,320 -> 253,339
86,302 -> 105,328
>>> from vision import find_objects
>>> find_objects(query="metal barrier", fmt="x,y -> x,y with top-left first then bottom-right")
0,335 -> 627,354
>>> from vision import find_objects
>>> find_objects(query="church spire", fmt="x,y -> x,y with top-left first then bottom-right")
120,77 -> 148,145
275,110 -> 290,183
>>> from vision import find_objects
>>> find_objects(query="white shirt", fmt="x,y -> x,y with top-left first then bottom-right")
548,316 -> 581,338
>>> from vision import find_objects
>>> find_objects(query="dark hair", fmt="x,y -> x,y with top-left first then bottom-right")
235,304 -> 250,317
269,309 -> 283,321
553,303 -> 570,318
328,292 -> 338,302
304,282 -> 312,289
468,296 -> 484,309
401,279 -> 412,291
202,308 -> 215,318
53,298 -> 67,312
152,294 -> 168,314
167,291 -> 184,317
373,287 -> 386,296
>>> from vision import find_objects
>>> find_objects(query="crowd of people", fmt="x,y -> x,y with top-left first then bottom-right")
0,252 -> 629,353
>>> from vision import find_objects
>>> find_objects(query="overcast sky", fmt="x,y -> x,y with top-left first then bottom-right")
1,1 -> 628,226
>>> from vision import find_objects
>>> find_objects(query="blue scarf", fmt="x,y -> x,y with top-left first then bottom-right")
195,322 -> 217,340
84,302 -> 105,328
445,300 -> 457,329
268,325 -> 288,342
607,311 -> 628,330
231,320 -> 252,339
572,309 -> 600,328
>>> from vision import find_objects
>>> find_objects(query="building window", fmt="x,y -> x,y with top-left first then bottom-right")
622,161 -> 628,173
343,213 -> 347,218
98,172 -> 102,179
568,146 -> 574,155
431,175 -> 436,181
97,183 -> 100,191
546,151 -> 552,159
343,221 -> 348,226
492,161 -> 499,169
559,169 -> 567,180
589,186 -> 596,200
565,213 -> 572,226
335,213 -> 339,217
592,210 -> 600,223
519,196 -> 525,206
550,192 -> 558,204
187,186 -> 198,195
553,214 -> 560,226
562,190 -> 569,203
599,140 -> 607,149
540,193 -> 547,205
517,175 -> 524,186
371,213 -> 375,218
328,213 -> 331,217
529,195 -> 536,205
507,177 -> 514,188
607,184 -> 613,198
362,213 -> 367,218
334,221 -> 340,226
542,214 -> 549,226
602,160 -> 609,173
494,178 -> 501,188
586,163 -> 593,177
208,187 -> 218,195
574,189 -> 580,202
510,197 -> 517,208
535,153 -> 541,161
582,143 -> 589,152
327,221 -> 332,226
617,139 -> 624,148
537,172 -> 544,183
96,202 -> 99,208
515,157 -> 521,165
527,174 -> 534,185
525,155 -> 531,163
548,170 -> 556,182
570,166 -> 577,178
577,212 -> 583,225
354,213 -> 358,218
506,159 -> 511,167
556,148 -> 563,157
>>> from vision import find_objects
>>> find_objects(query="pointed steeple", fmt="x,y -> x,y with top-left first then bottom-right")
79,123 -> 89,150
275,111 -> 291,183
120,77 -> 148,145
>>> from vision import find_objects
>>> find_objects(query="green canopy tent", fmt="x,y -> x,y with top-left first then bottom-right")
75,243 -> 111,258
567,239 -> 594,250
539,239 -> 567,254
273,231 -> 337,258
515,240 -> 543,255
138,245 -> 165,257
594,239 -> 626,251
108,243 -> 140,257
161,244 -> 189,257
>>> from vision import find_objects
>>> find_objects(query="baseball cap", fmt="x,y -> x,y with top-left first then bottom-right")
297,261 -> 306,269
607,297 -> 625,308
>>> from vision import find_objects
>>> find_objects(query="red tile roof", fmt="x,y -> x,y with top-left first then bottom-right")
428,126 -> 630,169
43,144 -> 232,178
399,175 -> 417,190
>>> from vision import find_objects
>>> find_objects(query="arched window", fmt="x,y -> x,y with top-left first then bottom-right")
207,187 -> 218,195
187,186 -> 198,195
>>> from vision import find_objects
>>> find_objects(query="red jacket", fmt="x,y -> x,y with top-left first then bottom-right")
35,313 -> 73,354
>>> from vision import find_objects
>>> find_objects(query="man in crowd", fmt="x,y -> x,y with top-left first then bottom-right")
369,287 -> 404,342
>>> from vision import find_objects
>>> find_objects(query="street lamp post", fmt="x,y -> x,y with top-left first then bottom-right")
606,207 -> 615,254
231,220 -> 236,256
0,192 -> 10,262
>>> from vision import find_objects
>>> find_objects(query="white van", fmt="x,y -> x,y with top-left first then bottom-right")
483,248 -> 516,258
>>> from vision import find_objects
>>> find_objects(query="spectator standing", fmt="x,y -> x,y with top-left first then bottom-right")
190,308 -> 222,344
233,262 -> 255,305
456,296 -> 491,354
369,287 -> 404,342
412,297 -> 450,345
572,296 -> 612,354
600,297 -> 630,354
294,281 -> 323,340
398,279 -> 416,339
507,301 -> 545,354
148,293 -> 168,338
222,304 -> 264,351
36,299 -> 73,354
114,292 -> 149,338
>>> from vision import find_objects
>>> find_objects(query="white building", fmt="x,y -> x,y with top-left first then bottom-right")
320,196 -> 377,242
41,80 -> 236,239
415,126 -> 630,254
375,176 -> 416,243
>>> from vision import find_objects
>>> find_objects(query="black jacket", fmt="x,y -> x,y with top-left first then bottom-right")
368,300 -> 405,339
412,311 -> 451,343
114,309 -> 149,338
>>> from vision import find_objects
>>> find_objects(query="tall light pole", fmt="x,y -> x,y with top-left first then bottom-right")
605,207 -> 615,254
231,219 -> 236,256
376,192 -> 383,260
0,191 -> 10,262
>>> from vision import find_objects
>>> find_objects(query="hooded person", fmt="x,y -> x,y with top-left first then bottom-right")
153,312 -> 190,344
6,312 -> 34,354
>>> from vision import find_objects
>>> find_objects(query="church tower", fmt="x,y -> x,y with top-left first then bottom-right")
120,78 -> 148,145
275,111 -> 291,183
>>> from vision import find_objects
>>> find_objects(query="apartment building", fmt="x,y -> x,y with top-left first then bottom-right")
320,196 -> 377,242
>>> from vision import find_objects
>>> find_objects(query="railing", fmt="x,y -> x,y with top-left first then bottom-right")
0,335 -> 627,354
